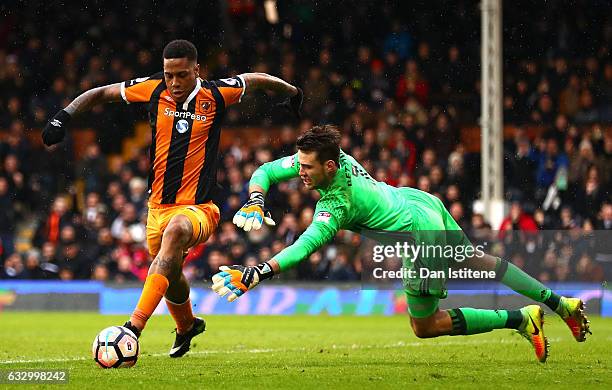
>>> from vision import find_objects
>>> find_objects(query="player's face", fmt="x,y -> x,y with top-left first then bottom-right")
163,58 -> 199,103
298,150 -> 335,190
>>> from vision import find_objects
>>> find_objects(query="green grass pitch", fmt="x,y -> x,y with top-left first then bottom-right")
0,312 -> 610,389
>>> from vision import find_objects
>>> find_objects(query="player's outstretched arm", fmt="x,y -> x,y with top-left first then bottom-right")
240,72 -> 303,118
215,207 -> 342,301
42,83 -> 123,146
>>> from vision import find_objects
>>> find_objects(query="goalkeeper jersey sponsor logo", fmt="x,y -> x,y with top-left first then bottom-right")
316,211 -> 332,223
281,155 -> 295,168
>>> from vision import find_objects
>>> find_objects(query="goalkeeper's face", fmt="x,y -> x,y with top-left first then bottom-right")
163,57 -> 200,103
298,150 -> 336,190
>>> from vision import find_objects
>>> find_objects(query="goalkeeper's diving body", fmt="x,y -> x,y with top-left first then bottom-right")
212,125 -> 591,363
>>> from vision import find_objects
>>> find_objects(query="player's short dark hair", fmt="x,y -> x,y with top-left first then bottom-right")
163,40 -> 198,62
296,125 -> 341,166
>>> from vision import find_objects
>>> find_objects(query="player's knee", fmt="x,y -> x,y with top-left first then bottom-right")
162,218 -> 192,248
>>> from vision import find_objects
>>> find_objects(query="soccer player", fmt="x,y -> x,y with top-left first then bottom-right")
41,39 -> 303,357
212,125 -> 590,363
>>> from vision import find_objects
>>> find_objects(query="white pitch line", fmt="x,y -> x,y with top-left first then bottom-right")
0,337 -> 564,365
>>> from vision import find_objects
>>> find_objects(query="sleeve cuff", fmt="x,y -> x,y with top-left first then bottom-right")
237,74 -> 246,102
120,82 -> 129,104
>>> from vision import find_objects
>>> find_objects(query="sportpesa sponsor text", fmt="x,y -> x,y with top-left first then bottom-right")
164,107 -> 207,122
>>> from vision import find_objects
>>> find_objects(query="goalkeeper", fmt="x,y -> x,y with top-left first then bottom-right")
212,125 -> 590,363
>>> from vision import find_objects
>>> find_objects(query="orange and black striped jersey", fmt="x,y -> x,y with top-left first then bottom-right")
120,73 -> 245,206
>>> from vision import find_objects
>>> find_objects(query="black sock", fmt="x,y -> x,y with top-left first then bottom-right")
505,310 -> 524,329
544,292 -> 562,312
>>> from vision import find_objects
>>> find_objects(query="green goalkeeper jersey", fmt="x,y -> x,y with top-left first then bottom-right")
250,150 -> 462,272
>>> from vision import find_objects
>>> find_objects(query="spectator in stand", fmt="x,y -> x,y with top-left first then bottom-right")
536,137 -> 569,191
508,137 -> 537,200
426,113 -> 458,160
559,74 -> 581,118
568,139 -> 596,187
114,254 -> 139,283
597,203 -> 612,230
0,120 -> 32,173
83,192 -> 107,227
92,263 -> 110,281
395,59 -> 429,107
441,45 -> 469,95
23,250 -> 47,279
1,253 -> 23,278
328,252 -> 358,281
574,89 -> 599,125
0,177 -> 16,257
499,202 -> 538,238
3,154 -> 27,204
575,166 -> 606,222
575,254 -> 604,282
531,94 -> 557,125
127,177 -> 148,214
449,202 -> 468,231
34,196 -> 72,248
76,144 -> 108,194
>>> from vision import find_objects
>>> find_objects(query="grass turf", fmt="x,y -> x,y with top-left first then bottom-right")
0,312 -> 610,389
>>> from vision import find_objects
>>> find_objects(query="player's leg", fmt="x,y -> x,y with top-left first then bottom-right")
463,253 -> 590,342
163,204 -> 219,331
164,267 -> 190,304
164,204 -> 220,357
435,191 -> 591,343
166,271 -> 207,358
126,212 -> 193,335
408,294 -> 523,338
165,267 -> 197,336
407,294 -> 548,362
407,295 -> 451,337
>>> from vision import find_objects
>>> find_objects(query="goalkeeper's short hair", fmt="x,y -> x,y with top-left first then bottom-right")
296,125 -> 341,166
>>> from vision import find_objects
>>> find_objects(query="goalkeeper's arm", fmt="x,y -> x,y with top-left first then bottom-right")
214,209 -> 341,301
271,218 -> 340,272
249,154 -> 300,195
234,154 -> 300,231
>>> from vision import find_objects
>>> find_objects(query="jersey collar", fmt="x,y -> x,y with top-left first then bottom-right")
181,78 -> 201,110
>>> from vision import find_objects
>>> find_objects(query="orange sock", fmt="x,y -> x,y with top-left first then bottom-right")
166,298 -> 195,335
130,273 -> 170,332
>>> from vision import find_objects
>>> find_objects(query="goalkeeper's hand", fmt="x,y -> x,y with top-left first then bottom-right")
233,191 -> 276,232
42,109 -> 71,146
277,87 -> 303,119
211,263 -> 274,302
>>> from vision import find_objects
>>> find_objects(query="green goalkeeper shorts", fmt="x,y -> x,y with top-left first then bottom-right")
398,188 -> 473,301
406,294 -> 440,318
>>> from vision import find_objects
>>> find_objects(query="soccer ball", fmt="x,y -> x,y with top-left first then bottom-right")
92,326 -> 139,368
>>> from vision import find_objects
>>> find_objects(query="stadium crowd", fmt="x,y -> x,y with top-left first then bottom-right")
0,1 -> 610,282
